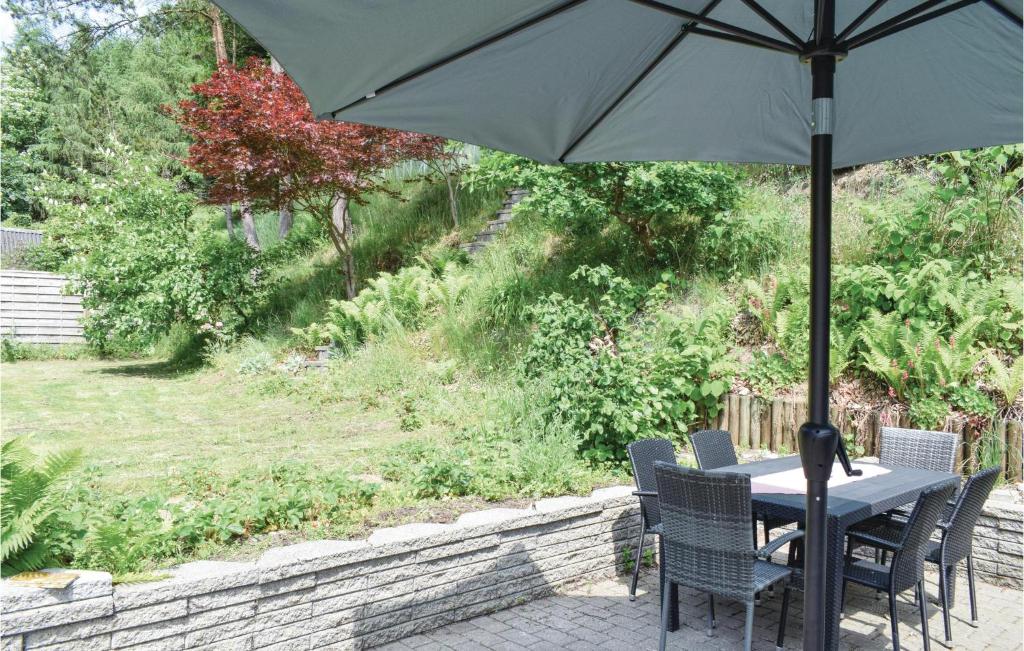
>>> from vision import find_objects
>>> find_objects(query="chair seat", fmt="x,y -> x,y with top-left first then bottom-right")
753,560 -> 792,592
844,558 -> 891,590
849,518 -> 945,566
848,517 -> 904,544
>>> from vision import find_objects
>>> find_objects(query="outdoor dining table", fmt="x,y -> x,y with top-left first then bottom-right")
660,455 -> 960,650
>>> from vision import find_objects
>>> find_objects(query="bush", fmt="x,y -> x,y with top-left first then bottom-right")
697,197 -> 790,279
741,270 -> 855,386
521,265 -> 728,463
44,463 -> 379,576
467,151 -> 741,261
33,152 -> 267,351
866,146 -> 1022,272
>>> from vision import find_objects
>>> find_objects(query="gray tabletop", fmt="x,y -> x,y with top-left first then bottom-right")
710,455 -> 960,527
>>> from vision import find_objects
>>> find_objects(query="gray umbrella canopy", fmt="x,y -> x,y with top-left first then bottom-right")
216,0 -> 1020,167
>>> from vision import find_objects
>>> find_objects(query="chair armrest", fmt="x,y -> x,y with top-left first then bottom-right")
846,530 -> 902,553
632,490 -> 658,498
756,529 -> 804,560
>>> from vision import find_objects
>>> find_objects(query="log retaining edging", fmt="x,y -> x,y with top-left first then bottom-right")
704,394 -> 1024,482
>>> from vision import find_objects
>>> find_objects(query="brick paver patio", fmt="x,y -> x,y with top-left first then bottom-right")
379,567 -> 1023,650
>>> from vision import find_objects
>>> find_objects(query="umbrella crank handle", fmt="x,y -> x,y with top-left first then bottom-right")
799,423 -> 860,479
835,435 -> 862,477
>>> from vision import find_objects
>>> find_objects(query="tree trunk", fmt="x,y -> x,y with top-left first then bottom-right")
208,4 -> 228,62
266,59 -> 294,240
224,203 -> 234,238
240,201 -> 261,251
209,4 -> 233,232
611,212 -> 657,258
278,203 -> 293,239
329,195 -> 357,299
444,171 -> 459,229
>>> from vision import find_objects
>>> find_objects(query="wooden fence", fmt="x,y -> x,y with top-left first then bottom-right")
697,393 -> 1023,483
0,270 -> 85,344
0,226 -> 43,257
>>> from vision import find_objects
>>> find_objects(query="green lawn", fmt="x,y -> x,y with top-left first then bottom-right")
0,359 -> 421,494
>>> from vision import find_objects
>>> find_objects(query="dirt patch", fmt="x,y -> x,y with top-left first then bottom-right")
358,496 -> 535,533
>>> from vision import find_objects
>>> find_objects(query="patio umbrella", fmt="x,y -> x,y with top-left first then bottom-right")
214,1 -> 1022,647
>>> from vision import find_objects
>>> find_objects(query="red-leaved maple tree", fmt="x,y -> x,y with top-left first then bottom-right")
173,59 -> 445,297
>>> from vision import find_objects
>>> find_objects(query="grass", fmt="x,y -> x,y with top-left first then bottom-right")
0,358 -> 428,494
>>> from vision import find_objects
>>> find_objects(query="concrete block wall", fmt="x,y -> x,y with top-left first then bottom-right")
972,492 -> 1023,588
2,485 -> 1020,649
0,486 -> 641,650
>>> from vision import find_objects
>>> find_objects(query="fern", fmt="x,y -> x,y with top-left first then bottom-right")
986,351 -> 1024,406
1,438 -> 80,576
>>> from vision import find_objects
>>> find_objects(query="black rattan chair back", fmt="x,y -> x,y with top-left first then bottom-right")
690,429 -> 738,470
942,466 -> 1000,564
879,427 -> 958,473
654,461 -> 755,601
627,438 -> 676,527
891,483 -> 957,593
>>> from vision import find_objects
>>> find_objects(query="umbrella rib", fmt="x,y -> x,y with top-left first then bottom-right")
835,0 -> 890,42
329,0 -> 590,118
557,0 -> 722,163
687,26 -> 801,52
843,0 -> 982,49
983,0 -> 1024,26
627,0 -> 801,54
840,0 -> 959,49
738,0 -> 806,47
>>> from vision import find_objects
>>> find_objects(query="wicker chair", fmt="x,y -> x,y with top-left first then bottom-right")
875,426 -> 960,537
690,429 -> 795,546
653,461 -> 801,651
847,466 -> 999,645
879,427 -> 959,474
626,438 -> 676,602
842,482 -> 957,651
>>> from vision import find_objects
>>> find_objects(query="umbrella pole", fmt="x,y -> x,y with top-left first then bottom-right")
801,1 -> 841,648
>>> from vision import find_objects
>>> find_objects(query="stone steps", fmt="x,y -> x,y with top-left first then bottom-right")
460,188 -> 526,255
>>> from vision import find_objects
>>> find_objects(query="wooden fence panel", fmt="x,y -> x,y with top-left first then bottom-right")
0,270 -> 85,344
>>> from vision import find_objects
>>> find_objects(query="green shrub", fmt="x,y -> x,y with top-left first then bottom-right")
467,151 -> 741,261
743,352 -> 802,396
45,463 -> 378,576
742,270 -> 856,384
1,438 -> 81,576
521,265 -> 728,464
34,152 -> 267,351
867,146 -> 1022,272
1,339 -> 92,362
697,201 -> 789,279
907,398 -> 950,430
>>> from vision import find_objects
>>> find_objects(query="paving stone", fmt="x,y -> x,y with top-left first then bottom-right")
372,567 -> 1024,650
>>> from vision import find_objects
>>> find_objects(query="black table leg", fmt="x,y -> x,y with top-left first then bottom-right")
824,516 -> 845,650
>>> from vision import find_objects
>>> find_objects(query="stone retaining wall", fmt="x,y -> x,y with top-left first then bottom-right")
0,486 -> 640,650
2,485 -> 1021,650
972,492 -> 1023,588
